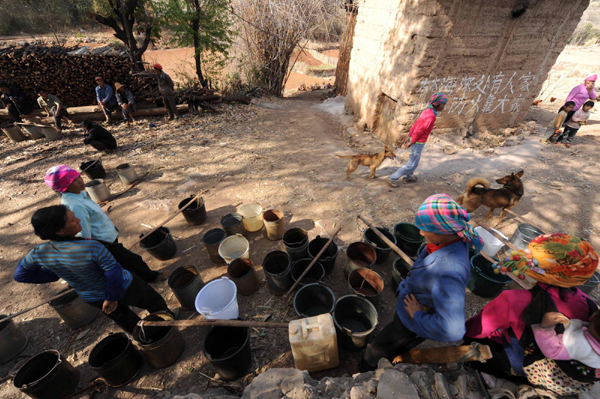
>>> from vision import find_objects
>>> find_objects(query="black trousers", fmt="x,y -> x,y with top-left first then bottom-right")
104,239 -> 159,283
360,313 -> 425,371
50,107 -> 69,129
88,273 -> 169,333
557,125 -> 579,144
462,336 -> 527,384
100,103 -> 116,121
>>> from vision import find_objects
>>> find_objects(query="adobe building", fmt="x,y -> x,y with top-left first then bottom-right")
341,0 -> 590,144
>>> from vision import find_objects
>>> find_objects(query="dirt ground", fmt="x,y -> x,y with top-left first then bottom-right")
1,42 -> 600,397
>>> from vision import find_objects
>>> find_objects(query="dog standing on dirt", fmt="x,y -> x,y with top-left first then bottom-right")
456,171 -> 524,223
337,145 -> 396,180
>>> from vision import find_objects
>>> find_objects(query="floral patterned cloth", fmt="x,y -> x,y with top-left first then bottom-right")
524,358 -> 596,395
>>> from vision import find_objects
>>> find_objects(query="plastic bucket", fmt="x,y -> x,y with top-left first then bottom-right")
283,228 -> 309,262
202,228 -> 226,263
345,242 -> 377,277
474,226 -> 507,257
218,234 -> 250,264
291,258 -> 326,288
203,326 -> 251,381
467,254 -> 510,298
133,311 -> 185,369
80,160 -> 106,180
116,163 -> 139,184
393,223 -> 424,258
363,227 -> 396,264
140,227 -> 177,260
50,289 -> 100,329
2,125 -> 26,142
85,179 -> 111,203
262,251 -> 293,295
221,213 -> 246,236
195,277 -> 239,319
14,350 -> 79,399
333,295 -> 378,351
21,125 -> 45,140
41,126 -> 61,141
577,271 -> 600,295
0,315 -> 28,365
238,203 -> 263,232
227,258 -> 260,296
168,266 -> 205,310
263,209 -> 285,240
89,333 -> 143,387
348,268 -> 384,307
293,283 -> 336,318
509,224 -> 544,250
307,236 -> 339,276
178,196 -> 207,226
391,257 -> 411,292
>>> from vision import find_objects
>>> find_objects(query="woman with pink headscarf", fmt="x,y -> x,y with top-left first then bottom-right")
562,74 -> 597,123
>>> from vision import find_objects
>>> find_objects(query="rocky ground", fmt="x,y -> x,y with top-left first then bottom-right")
0,89 -> 599,398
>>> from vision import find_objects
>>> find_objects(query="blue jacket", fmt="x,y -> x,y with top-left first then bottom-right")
95,84 -> 117,105
396,240 -> 471,342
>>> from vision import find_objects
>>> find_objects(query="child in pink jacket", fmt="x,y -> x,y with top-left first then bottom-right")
532,310 -> 600,369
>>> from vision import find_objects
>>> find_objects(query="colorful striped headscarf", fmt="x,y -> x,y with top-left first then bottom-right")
492,233 -> 598,288
415,194 -> 483,252
44,165 -> 80,193
428,92 -> 448,109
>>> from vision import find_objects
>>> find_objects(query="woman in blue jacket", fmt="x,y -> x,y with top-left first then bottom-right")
361,194 -> 483,370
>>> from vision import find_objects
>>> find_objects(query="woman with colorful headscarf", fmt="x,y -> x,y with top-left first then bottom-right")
464,233 -> 599,395
387,92 -> 448,187
561,74 -> 597,124
360,194 -> 483,371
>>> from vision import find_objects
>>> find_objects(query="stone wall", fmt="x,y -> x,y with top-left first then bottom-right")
345,0 -> 590,144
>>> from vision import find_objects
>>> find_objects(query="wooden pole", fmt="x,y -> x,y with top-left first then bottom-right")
393,343 -> 492,364
81,158 -> 100,173
139,318 -> 289,329
357,215 -> 414,267
505,209 -> 547,234
0,288 -> 76,324
128,190 -> 207,250
283,227 -> 342,298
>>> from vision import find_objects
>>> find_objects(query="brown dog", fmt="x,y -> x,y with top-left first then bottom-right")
337,145 -> 396,180
456,171 -> 524,223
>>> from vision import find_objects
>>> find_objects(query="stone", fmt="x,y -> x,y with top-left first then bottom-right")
410,371 -> 433,399
516,134 -> 525,142
526,121 -> 537,130
434,373 -> 452,399
503,136 -> 518,147
365,379 -> 378,394
351,386 -> 374,399
352,371 -> 375,384
287,384 -> 319,399
550,181 -> 564,190
172,395 -> 203,399
443,144 -> 456,155
376,369 -> 420,399
241,368 -> 314,399
377,358 -> 393,370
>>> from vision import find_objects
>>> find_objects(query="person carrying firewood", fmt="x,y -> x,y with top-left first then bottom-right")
95,76 -> 118,124
36,89 -> 74,133
114,82 -> 136,127
152,63 -> 178,120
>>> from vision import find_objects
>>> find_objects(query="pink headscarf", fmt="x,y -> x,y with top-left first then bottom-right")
44,165 -> 80,193
585,74 -> 597,82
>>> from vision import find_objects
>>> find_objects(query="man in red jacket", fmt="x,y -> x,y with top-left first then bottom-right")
387,92 -> 448,187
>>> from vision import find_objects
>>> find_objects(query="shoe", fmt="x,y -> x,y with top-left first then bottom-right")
565,143 -> 571,148
386,177 -> 400,187
152,270 -> 168,283
402,175 -> 418,183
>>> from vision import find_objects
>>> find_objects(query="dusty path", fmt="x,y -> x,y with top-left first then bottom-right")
0,91 -> 598,397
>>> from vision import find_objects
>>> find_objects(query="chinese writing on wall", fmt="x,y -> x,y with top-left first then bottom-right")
410,72 -> 536,119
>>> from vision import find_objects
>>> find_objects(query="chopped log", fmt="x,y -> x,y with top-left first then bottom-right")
223,94 -> 252,105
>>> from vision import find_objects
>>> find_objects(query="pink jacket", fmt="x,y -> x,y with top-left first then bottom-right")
465,284 -> 592,344
565,83 -> 597,111
409,108 -> 437,144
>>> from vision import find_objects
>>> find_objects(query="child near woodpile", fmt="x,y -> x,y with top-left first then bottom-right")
556,100 -> 594,148
541,101 -> 574,144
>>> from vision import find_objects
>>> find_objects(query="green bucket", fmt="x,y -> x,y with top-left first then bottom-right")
467,254 -> 510,298
393,223 -> 425,258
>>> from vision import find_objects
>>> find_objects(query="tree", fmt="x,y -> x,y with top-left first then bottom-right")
90,0 -> 158,71
154,0 -> 234,88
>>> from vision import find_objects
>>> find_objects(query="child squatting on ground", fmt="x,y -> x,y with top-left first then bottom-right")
532,310 -> 600,371
387,92 -> 447,188
541,101 -> 574,144
556,100 -> 594,148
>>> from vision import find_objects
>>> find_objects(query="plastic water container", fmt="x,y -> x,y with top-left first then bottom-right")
195,277 -> 239,319
474,226 -> 507,257
218,234 -> 250,264
289,313 -> 339,372
238,203 -> 263,232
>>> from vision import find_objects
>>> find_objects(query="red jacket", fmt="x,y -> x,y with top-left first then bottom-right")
409,108 -> 437,144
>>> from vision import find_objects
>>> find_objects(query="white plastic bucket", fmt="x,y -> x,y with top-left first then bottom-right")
195,277 -> 239,319
238,203 -> 263,232
218,234 -> 250,264
474,226 -> 507,257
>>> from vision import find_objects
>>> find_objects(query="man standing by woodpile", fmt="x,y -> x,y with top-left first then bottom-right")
152,63 -> 178,120
0,81 -> 34,123
95,76 -> 118,124
36,89 -> 74,133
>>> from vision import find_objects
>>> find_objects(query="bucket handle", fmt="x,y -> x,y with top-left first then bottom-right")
23,357 -> 62,388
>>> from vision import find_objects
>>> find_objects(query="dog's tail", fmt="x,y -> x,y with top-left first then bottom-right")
336,154 -> 352,159
466,177 -> 490,195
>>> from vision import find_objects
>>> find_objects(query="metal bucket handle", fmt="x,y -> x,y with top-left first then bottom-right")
23,356 -> 62,388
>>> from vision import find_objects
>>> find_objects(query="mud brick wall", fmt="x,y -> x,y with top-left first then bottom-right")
345,0 -> 589,144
